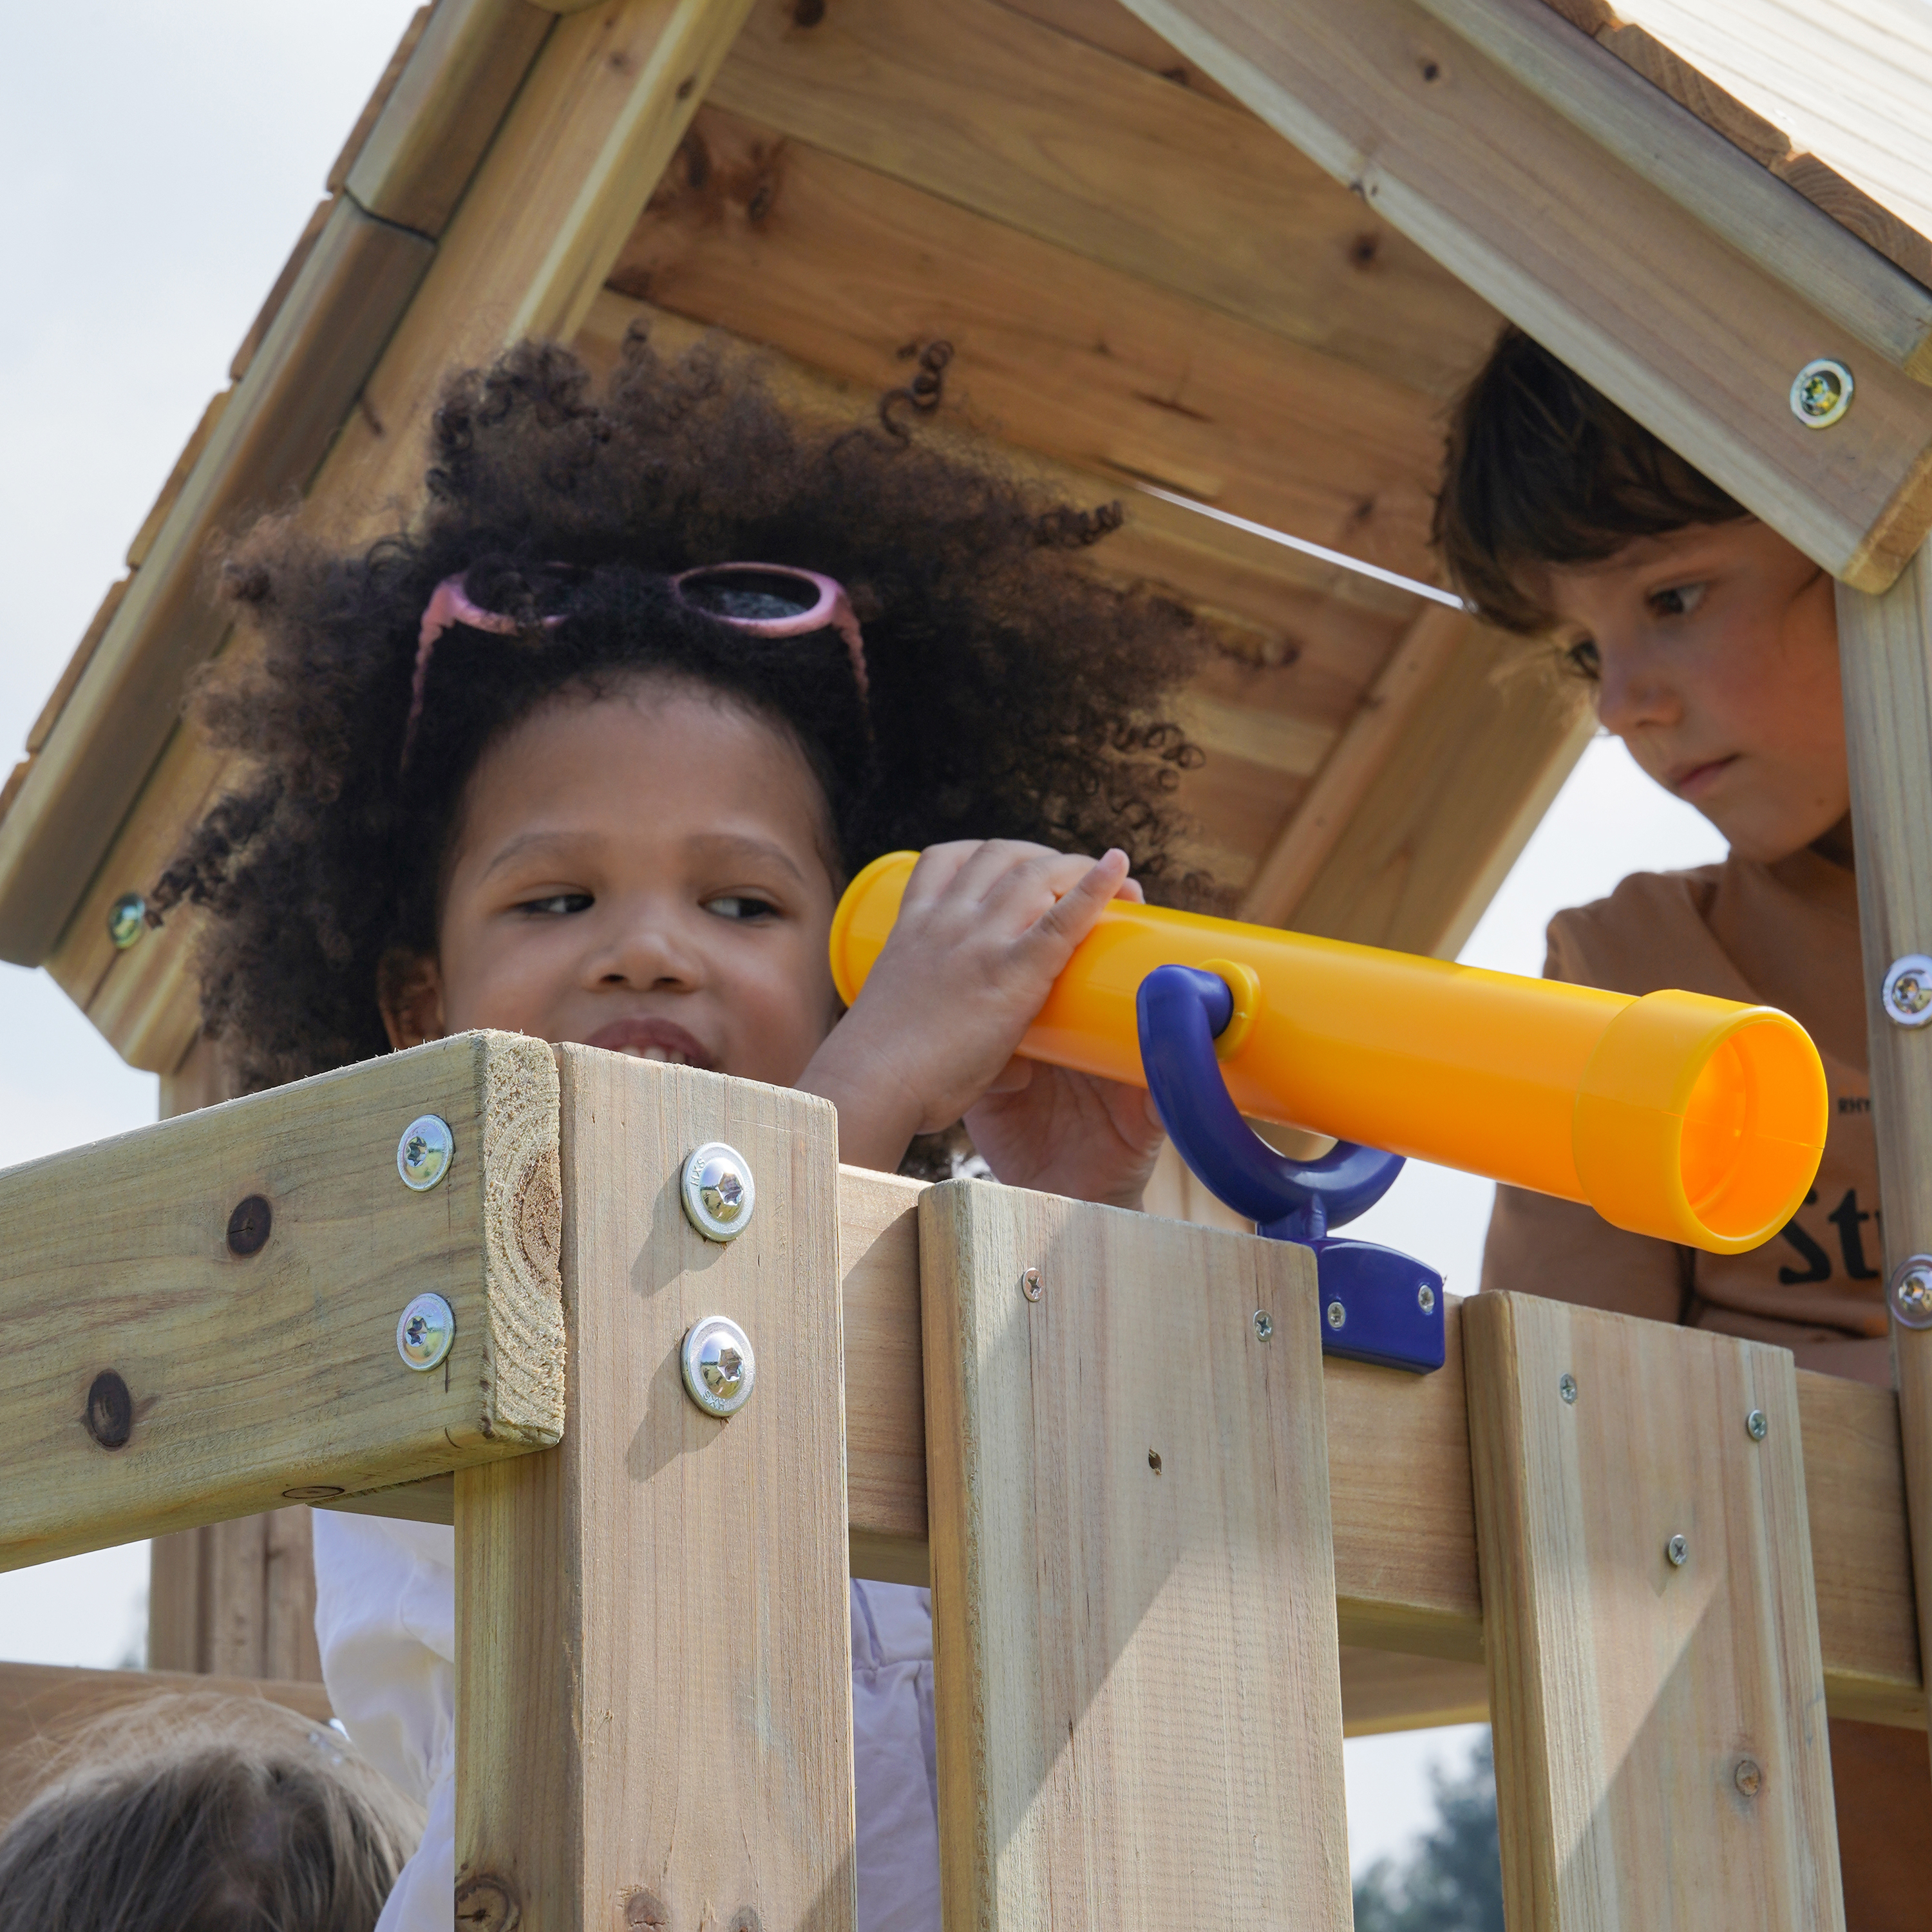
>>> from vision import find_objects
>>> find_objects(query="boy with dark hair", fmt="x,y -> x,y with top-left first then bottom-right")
1437,326 -> 1923,1926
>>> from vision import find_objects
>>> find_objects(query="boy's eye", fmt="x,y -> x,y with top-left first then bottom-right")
705,894 -> 779,922
519,892 -> 592,916
1649,582 -> 1707,620
1562,636 -> 1602,681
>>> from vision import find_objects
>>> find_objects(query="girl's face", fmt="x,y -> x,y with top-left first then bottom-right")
382,681 -> 842,1083
1537,518 -> 1850,864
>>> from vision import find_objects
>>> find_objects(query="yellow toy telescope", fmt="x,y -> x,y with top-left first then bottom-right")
829,851 -> 1827,1256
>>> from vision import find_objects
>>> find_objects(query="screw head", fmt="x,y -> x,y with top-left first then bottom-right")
397,1115 -> 454,1191
1417,1282 -> 1436,1315
1559,1372 -> 1578,1404
396,1292 -> 456,1371
1021,1267 -> 1044,1303
681,1314 -> 756,1417
1735,1757 -> 1762,1797
1889,1255 -> 1932,1330
1253,1309 -> 1273,1340
1881,954 -> 1932,1028
106,892 -> 147,951
226,1194 -> 272,1257
1665,1532 -> 1690,1567
1790,357 -> 1853,428
1325,1298 -> 1346,1331
1746,1408 -> 1768,1441
681,1142 -> 754,1242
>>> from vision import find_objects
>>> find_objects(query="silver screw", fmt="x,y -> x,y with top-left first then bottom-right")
1790,357 -> 1853,428
1890,1256 -> 1932,1331
1665,1533 -> 1689,1567
1881,955 -> 1932,1028
681,1142 -> 755,1242
1559,1372 -> 1578,1404
106,893 -> 147,951
1735,1757 -> 1762,1797
1021,1267 -> 1044,1303
1746,1408 -> 1768,1441
1417,1282 -> 1436,1316
396,1292 -> 456,1371
1325,1300 -> 1346,1331
1253,1309 -> 1273,1341
396,1115 -> 454,1191
681,1314 -> 756,1417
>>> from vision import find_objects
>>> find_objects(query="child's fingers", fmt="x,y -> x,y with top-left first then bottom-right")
1021,849 -> 1130,963
980,1053 -> 1035,1096
898,840 -> 983,912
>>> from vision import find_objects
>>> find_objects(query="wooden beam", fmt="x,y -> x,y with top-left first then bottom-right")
708,0 -> 1500,401
1466,1293 -> 1845,1927
147,1511 -> 321,1683
1115,0 -> 1932,591
1837,538 -> 1932,1763
920,1179 -> 1351,1928
1338,1646 -> 1489,1737
456,1050 -> 855,1931
0,1032 -> 564,1569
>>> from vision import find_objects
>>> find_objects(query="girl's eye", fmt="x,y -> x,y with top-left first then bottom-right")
1649,582 -> 1707,620
1562,636 -> 1602,681
520,892 -> 592,917
705,894 -> 779,922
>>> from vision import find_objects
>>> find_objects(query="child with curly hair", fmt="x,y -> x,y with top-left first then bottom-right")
153,328 -> 1208,1932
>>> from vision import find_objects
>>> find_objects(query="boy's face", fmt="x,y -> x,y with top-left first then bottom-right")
381,680 -> 844,1083
1537,519 -> 1850,864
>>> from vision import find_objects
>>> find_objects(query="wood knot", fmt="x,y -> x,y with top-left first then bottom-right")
456,1873 -> 521,1932
793,0 -> 826,22
84,1372 -> 133,1452
728,1911 -> 764,1932
227,1194 -> 272,1257
622,1889 -> 670,1927
1348,231 -> 1379,269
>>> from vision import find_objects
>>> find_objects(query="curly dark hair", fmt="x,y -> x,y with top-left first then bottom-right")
153,330 -> 1206,1090
1434,327 -> 1747,648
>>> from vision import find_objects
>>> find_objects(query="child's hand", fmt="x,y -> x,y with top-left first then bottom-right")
800,839 -> 1160,1200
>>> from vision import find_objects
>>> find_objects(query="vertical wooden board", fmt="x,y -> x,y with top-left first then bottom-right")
457,1052 -> 855,1931
920,1179 -> 1350,1931
1464,1293 -> 1844,1930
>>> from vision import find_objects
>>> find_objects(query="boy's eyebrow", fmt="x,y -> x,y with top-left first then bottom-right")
478,828 -> 812,887
477,829 -> 599,882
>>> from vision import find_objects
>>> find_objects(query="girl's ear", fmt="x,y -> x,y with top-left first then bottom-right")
377,949 -> 448,1051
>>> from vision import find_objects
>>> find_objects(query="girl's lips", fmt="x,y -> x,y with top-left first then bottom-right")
1670,755 -> 1737,799
583,1016 -> 716,1070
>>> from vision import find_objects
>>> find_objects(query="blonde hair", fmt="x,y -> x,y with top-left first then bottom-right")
0,1692 -> 424,1932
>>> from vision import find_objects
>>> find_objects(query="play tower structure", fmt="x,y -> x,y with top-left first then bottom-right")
3,0 -> 1931,1922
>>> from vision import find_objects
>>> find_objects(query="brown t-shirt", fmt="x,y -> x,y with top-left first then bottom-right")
1479,847 -> 1886,1384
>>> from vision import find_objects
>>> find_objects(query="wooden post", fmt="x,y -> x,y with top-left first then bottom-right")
1464,1293 -> 1844,1929
455,1050 -> 855,1930
920,1179 -> 1351,1931
1838,540 -> 1932,1772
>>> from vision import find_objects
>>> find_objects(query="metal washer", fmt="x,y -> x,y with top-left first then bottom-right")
681,1141 -> 755,1241
1881,954 -> 1932,1028
397,1115 -> 455,1191
681,1314 -> 757,1417
397,1292 -> 456,1372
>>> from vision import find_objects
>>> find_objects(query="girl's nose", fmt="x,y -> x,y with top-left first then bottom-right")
1593,632 -> 1680,741
587,905 -> 707,991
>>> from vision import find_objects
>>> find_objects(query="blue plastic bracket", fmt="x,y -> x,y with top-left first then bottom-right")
1136,963 -> 1445,1374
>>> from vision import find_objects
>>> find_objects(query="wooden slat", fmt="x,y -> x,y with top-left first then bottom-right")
0,1032 -> 563,1569
1415,0 -> 1932,377
23,578 -> 129,757
455,1050 -> 855,1931
920,1179 -> 1350,1929
0,200 -> 433,969
1117,0 -> 1932,591
615,102 -> 1452,582
708,0 -> 1499,401
1339,1646 -> 1490,1738
1466,1293 -> 1844,1927
1837,540 -> 1932,1762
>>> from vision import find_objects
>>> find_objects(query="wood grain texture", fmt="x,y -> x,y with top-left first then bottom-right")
148,1513 -> 323,1683
1465,1292 -> 1844,1929
1837,540 -> 1932,1763
1340,1646 -> 1490,1737
0,1031 -> 562,1569
457,1050 -> 855,1930
1118,0 -> 1932,590
708,0 -> 1499,400
920,1178 -> 1351,1930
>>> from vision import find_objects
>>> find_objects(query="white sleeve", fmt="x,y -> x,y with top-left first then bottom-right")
311,1510 -> 456,1931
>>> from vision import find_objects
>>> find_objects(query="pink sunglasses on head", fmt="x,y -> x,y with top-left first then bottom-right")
403,561 -> 869,766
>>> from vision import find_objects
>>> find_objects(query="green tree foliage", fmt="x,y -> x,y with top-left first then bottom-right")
1352,1735 -> 1505,1932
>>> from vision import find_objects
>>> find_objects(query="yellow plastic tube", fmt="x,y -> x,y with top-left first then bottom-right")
829,851 -> 1828,1256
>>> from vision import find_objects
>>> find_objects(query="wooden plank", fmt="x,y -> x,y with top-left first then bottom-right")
0,1663 -> 334,1827
1414,0 -> 1932,377
1464,1292 -> 1844,1927
709,0 -> 1499,402
1837,538 -> 1932,1763
1117,0 -> 1932,591
1340,1645 -> 1490,1737
455,1050 -> 854,1931
0,199 -> 433,968
0,1032 -> 563,1569
994,0 -> 1245,106
920,1179 -> 1350,1929
615,103 -> 1452,582
23,578 -> 129,757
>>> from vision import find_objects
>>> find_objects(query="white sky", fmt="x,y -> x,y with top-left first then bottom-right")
0,0 -> 1729,1876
